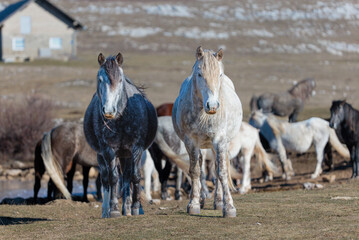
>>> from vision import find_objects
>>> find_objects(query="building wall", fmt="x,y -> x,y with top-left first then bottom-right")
2,2 -> 76,61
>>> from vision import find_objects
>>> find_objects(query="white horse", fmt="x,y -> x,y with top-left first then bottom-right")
172,46 -> 243,217
249,110 -> 350,179
141,150 -> 160,203
203,121 -> 277,194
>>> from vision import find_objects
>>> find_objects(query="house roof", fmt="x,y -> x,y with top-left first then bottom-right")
0,0 -> 84,30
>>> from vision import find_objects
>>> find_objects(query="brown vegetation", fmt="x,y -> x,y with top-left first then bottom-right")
0,95 -> 54,163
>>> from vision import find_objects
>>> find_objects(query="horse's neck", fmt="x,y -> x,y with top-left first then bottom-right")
117,81 -> 128,113
344,104 -> 359,132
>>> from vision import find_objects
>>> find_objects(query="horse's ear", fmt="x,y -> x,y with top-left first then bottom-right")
116,52 -> 124,66
215,48 -> 224,61
341,99 -> 346,106
196,46 -> 204,60
98,53 -> 105,66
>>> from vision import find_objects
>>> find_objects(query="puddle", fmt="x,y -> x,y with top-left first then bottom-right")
0,179 -> 97,201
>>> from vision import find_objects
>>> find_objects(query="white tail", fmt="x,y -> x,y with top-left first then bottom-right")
41,131 -> 72,200
155,135 -> 190,175
329,128 -> 350,159
254,137 -> 278,175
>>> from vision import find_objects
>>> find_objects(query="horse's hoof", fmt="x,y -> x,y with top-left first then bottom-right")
311,174 -> 318,179
102,211 -> 111,218
110,211 -> 121,218
214,202 -> 223,211
223,207 -> 237,218
131,208 -> 139,216
187,204 -> 200,215
175,191 -> 181,200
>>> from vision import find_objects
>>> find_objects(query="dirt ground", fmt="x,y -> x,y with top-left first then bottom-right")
0,179 -> 358,239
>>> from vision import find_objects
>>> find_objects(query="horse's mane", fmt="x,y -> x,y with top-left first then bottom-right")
191,49 -> 222,81
103,56 -> 120,86
288,78 -> 316,101
266,114 -> 285,137
124,76 -> 147,97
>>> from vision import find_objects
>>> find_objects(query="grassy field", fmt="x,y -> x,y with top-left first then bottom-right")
1,180 -> 358,239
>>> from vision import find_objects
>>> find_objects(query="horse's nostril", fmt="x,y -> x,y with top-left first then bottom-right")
102,107 -> 106,113
206,102 -> 210,110
217,102 -> 220,109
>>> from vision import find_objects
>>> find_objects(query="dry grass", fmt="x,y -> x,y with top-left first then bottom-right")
0,181 -> 358,239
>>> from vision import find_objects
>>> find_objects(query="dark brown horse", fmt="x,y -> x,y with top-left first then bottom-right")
250,78 -> 316,122
330,100 -> 359,178
34,122 -> 101,202
156,103 -> 173,117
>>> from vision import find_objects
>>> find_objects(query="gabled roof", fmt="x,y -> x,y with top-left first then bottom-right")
0,0 -> 84,30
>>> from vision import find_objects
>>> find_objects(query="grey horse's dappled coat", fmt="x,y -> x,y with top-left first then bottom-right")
250,78 -> 316,122
84,53 -> 157,218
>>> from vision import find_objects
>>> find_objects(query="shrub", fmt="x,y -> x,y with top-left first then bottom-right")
0,95 -> 54,163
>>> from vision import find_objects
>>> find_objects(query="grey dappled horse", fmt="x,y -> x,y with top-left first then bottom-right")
84,52 -> 157,218
172,46 -> 243,218
250,78 -> 316,122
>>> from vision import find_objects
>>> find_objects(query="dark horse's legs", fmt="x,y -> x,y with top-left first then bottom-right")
131,150 -> 144,215
149,143 -> 172,200
353,145 -> 359,178
98,153 -> 120,218
66,161 -> 77,194
121,157 -> 132,216
34,141 -> 45,203
96,172 -> 102,201
82,166 -> 90,202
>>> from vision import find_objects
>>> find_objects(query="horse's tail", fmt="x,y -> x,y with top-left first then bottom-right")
250,95 -> 258,112
254,136 -> 278,176
154,136 -> 190,175
41,131 -> 72,200
226,153 -> 238,192
329,128 -> 350,159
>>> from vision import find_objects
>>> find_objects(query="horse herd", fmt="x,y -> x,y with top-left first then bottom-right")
33,46 -> 359,218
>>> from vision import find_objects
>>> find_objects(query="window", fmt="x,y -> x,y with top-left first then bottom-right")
20,16 -> 31,34
12,37 -> 25,51
49,37 -> 62,49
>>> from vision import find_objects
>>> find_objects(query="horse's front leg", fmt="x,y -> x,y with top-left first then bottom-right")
98,151 -> 120,218
353,145 -> 359,178
240,150 -> 252,194
184,140 -> 201,215
132,150 -> 144,215
311,140 -> 326,179
175,167 -> 182,200
215,142 -> 236,218
276,144 -> 294,180
120,158 -> 132,216
97,154 -> 111,218
200,152 -> 211,202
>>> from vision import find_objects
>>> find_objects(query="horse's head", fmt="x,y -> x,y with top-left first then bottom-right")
193,46 -> 224,115
329,100 -> 345,129
249,110 -> 267,129
96,52 -> 124,119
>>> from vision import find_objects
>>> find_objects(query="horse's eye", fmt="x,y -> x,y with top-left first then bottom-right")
198,73 -> 202,77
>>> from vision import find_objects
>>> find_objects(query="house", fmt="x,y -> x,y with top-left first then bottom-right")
0,0 -> 84,62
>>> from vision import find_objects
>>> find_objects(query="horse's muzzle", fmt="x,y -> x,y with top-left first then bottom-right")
205,101 -> 220,114
103,113 -> 115,119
